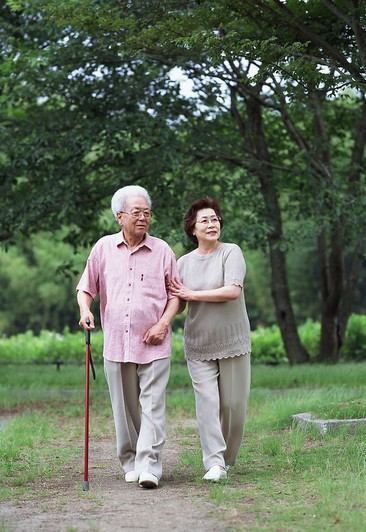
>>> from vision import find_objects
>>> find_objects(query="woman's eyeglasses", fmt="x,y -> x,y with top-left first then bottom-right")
196,216 -> 221,225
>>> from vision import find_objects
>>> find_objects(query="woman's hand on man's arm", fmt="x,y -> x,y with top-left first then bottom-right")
170,277 -> 241,303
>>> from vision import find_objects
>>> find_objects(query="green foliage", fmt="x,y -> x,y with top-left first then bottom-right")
1,0 -> 366,367
170,327 -> 184,364
0,230 -> 91,335
244,248 -> 276,328
0,327 -> 183,366
251,319 -> 321,364
0,329 -> 104,365
298,319 -> 321,360
0,0 -> 186,246
0,315 -> 365,367
251,316 -> 366,365
340,314 -> 366,361
2,0 -> 366,248
250,316 -> 366,365
251,325 -> 287,364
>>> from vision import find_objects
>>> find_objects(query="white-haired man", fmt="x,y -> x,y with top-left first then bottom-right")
77,185 -> 180,488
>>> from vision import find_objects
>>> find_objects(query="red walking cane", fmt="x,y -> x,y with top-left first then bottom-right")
83,320 -> 96,491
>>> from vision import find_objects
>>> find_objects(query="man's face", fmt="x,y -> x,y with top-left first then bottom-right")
117,195 -> 151,240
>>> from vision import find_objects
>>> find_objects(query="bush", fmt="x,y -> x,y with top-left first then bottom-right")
298,319 -> 320,360
171,328 -> 184,363
251,325 -> 287,364
340,314 -> 366,361
0,328 -> 104,365
251,319 -> 321,364
0,315 -> 364,366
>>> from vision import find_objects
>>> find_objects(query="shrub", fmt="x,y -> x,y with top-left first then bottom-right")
251,325 -> 287,364
171,328 -> 184,363
0,328 -> 104,365
251,320 -> 321,364
298,319 -> 320,360
340,314 -> 366,361
0,315 -> 364,367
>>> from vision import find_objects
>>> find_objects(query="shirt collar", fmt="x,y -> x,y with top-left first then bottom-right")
117,231 -> 153,250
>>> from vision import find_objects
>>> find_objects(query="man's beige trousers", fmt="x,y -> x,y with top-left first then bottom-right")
104,357 -> 170,480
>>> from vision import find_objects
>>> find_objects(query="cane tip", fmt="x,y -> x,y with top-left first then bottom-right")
83,481 -> 90,491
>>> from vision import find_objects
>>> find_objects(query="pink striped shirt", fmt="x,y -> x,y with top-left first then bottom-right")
76,232 -> 179,364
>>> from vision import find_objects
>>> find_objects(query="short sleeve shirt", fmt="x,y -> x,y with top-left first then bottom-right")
76,232 -> 179,364
178,243 -> 251,361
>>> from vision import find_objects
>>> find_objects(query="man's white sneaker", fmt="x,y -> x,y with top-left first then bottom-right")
139,472 -> 159,489
125,470 -> 139,483
202,466 -> 227,482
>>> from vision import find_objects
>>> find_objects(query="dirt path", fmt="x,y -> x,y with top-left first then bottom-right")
0,420 -> 233,532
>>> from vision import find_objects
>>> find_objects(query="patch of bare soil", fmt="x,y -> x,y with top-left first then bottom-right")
0,420 -> 233,532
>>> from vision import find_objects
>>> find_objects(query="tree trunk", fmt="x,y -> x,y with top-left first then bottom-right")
318,225 -> 344,362
268,243 -> 310,364
316,98 -> 366,362
319,311 -> 342,363
245,95 -> 310,365
339,249 -> 364,341
338,98 -> 366,344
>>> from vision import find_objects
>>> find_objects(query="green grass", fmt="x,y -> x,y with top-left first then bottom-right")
310,397 -> 366,419
1,362 -> 366,530
0,412 -> 82,500
251,362 -> 366,388
172,362 -> 366,530
0,361 -> 191,409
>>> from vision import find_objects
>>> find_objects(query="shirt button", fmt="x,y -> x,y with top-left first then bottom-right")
128,283 -> 131,286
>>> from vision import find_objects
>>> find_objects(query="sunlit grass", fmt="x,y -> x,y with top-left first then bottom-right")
169,363 -> 366,530
0,413 -> 79,500
251,362 -> 366,388
311,397 -> 366,419
1,362 -> 366,529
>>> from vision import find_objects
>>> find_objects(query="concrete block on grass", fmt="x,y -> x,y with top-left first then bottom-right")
291,412 -> 366,435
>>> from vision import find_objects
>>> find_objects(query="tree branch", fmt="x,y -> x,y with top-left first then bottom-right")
269,76 -> 332,179
349,96 -> 366,182
270,0 -> 366,90
322,0 -> 366,76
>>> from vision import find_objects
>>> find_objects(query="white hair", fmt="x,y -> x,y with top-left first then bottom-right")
111,185 -> 152,220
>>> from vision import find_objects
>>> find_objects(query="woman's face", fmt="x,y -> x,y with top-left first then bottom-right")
192,208 -> 221,244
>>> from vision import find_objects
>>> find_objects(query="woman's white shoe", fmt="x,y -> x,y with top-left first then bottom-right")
202,465 -> 227,482
139,472 -> 159,488
125,470 -> 139,483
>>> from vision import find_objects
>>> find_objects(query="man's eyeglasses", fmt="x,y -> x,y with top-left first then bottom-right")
196,216 -> 221,226
119,210 -> 153,219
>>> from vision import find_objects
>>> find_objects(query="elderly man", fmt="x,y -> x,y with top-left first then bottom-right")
77,185 -> 180,489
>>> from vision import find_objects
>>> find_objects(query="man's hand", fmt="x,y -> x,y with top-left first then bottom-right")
143,321 -> 168,345
77,291 -> 95,330
78,312 -> 95,331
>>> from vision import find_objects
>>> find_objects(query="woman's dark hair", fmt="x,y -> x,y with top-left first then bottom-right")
184,197 -> 224,245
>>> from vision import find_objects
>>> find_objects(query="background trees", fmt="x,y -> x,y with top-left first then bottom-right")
1,0 -> 366,363
0,231 -> 88,335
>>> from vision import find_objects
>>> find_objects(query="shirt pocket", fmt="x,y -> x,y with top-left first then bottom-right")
139,273 -> 166,300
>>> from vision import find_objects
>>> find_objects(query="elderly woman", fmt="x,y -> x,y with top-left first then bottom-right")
170,197 -> 251,482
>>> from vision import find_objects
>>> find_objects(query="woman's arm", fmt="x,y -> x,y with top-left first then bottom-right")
170,277 -> 241,302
